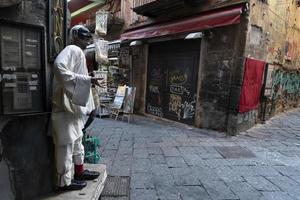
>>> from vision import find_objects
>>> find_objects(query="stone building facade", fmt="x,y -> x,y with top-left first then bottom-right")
120,0 -> 300,134
241,0 -> 300,129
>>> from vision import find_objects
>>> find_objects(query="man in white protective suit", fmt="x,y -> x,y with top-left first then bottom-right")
51,25 -> 103,191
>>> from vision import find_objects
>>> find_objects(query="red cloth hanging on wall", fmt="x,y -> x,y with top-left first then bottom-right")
239,58 -> 266,113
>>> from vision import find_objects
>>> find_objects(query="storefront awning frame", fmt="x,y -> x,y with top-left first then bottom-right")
121,4 -> 245,41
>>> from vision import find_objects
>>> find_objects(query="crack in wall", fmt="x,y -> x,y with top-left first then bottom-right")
0,117 -> 15,199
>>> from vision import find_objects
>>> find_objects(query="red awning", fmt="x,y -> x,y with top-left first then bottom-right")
121,5 -> 244,40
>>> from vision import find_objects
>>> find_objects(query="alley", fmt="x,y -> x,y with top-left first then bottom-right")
91,108 -> 300,200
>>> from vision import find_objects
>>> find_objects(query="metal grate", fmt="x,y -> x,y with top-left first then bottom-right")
215,146 -> 256,159
100,176 -> 130,200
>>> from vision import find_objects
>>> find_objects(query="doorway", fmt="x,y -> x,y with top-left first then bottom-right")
146,39 -> 200,125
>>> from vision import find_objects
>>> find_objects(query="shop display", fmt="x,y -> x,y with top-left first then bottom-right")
91,13 -> 133,118
94,70 -> 108,94
123,87 -> 136,114
94,39 -> 108,64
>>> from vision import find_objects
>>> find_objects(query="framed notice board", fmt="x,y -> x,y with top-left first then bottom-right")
0,20 -> 46,115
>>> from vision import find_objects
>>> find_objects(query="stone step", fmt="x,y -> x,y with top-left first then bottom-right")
40,164 -> 107,200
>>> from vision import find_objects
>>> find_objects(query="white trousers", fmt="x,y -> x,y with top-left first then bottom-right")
55,137 -> 85,187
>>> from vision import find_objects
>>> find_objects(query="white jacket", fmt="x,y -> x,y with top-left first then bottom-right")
51,45 -> 95,145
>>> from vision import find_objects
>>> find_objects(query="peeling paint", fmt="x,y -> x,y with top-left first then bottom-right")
248,0 -> 300,69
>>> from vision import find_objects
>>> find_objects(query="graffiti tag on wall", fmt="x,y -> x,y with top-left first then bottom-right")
261,67 -> 300,117
147,104 -> 163,118
182,98 -> 196,119
149,85 -> 160,94
169,94 -> 182,120
271,70 -> 300,100
237,110 -> 257,124
169,71 -> 188,85
170,85 -> 190,95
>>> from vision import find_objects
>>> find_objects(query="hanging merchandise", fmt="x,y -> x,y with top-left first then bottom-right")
94,70 -> 108,94
94,39 -> 108,64
95,10 -> 108,36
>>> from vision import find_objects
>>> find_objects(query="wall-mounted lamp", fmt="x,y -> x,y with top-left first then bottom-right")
129,40 -> 143,46
185,32 -> 205,39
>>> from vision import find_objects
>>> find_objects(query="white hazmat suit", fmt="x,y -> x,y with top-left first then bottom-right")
51,45 -> 95,187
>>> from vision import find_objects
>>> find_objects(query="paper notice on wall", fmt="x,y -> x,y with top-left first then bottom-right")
3,74 -> 17,80
264,64 -> 275,97
29,80 -> 38,85
29,86 -> 37,90
5,83 -> 17,87
2,66 -> 17,71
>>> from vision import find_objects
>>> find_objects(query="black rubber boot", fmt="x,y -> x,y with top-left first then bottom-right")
74,170 -> 100,181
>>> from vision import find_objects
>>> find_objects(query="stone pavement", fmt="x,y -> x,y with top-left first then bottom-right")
90,108 -> 300,200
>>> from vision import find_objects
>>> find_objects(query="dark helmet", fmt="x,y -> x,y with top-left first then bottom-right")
69,25 -> 92,48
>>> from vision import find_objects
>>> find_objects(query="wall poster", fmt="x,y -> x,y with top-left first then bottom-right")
264,64 -> 275,97
48,0 -> 67,62
123,87 -> 136,114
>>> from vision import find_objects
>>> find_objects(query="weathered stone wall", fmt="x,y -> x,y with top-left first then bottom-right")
239,0 -> 300,130
0,115 -> 54,200
0,1 -> 54,199
247,0 -> 300,69
129,22 -> 249,134
196,15 -> 249,133
128,6 -> 250,134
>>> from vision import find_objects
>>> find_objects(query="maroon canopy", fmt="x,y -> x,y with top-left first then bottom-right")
121,5 -> 244,40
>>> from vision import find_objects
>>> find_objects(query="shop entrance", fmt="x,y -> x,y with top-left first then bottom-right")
146,39 -> 200,125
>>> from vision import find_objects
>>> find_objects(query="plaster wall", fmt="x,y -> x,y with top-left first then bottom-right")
247,0 -> 300,69
240,0 -> 300,129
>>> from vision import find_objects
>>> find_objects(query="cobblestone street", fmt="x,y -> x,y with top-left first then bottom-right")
91,108 -> 300,200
